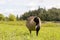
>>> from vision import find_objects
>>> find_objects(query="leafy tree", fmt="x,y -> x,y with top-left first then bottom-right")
47,8 -> 60,21
9,14 -> 16,21
0,14 -> 4,21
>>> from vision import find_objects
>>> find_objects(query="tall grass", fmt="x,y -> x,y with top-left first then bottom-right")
0,21 -> 60,40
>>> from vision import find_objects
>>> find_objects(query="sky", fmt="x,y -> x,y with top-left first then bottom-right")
0,0 -> 60,17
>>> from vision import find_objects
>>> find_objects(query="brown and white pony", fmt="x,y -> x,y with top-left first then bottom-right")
26,16 -> 41,36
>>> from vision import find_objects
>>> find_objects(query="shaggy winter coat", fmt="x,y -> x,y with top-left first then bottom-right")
26,16 -> 41,36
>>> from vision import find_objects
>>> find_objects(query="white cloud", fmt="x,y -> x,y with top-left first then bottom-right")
0,0 -> 6,4
0,0 -> 60,16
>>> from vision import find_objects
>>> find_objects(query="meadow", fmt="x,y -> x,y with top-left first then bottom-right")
0,21 -> 60,40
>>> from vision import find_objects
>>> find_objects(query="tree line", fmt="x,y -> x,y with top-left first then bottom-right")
0,7 -> 60,21
20,7 -> 60,21
0,14 -> 19,21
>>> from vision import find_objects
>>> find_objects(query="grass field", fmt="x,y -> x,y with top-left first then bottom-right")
0,21 -> 60,40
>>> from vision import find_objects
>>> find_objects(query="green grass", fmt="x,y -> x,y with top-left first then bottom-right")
0,21 -> 60,40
